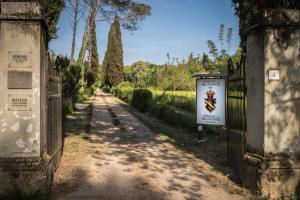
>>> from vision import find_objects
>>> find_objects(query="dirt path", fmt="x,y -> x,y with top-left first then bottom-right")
53,92 -> 249,200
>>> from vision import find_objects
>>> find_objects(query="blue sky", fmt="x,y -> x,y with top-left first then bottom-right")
49,0 -> 240,65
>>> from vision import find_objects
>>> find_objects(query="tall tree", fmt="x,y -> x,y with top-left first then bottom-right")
40,0 -> 65,43
89,18 -> 100,75
218,24 -> 225,55
102,17 -> 124,87
202,53 -> 212,72
66,0 -> 86,65
187,52 -> 198,74
207,40 -> 219,60
77,1 -> 101,67
77,0 -> 151,89
226,27 -> 233,54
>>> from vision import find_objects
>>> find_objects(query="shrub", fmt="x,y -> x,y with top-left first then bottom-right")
118,81 -> 134,88
102,87 -> 111,93
149,103 -> 197,132
112,86 -> 134,103
131,89 -> 153,112
61,64 -> 81,102
152,91 -> 196,113
62,98 -> 73,119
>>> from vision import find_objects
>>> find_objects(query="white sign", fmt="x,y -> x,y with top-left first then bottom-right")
197,79 -> 225,126
268,69 -> 280,81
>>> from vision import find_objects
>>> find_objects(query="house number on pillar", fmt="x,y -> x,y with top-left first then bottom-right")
268,69 -> 280,81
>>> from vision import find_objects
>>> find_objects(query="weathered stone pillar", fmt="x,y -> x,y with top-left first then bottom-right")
0,1 -> 62,197
245,9 -> 300,198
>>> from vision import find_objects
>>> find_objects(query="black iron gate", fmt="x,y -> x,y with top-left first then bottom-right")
227,55 -> 246,173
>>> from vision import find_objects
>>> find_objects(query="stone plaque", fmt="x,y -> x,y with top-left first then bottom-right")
8,94 -> 32,111
8,51 -> 32,68
7,71 -> 32,89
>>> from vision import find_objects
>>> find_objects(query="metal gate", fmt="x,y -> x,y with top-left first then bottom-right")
47,55 -> 62,156
227,55 -> 246,173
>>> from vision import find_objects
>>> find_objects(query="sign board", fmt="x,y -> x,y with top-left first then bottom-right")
196,78 -> 225,126
8,94 -> 32,111
7,71 -> 32,89
8,51 -> 32,68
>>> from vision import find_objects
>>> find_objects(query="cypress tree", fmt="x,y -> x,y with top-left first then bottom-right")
89,18 -> 99,84
85,18 -> 99,89
102,16 -> 124,88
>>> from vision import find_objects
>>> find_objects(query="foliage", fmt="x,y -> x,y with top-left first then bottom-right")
148,103 -> 197,132
124,61 -> 159,88
111,85 -> 134,103
201,53 -> 214,73
152,91 -> 196,113
122,45 -> 242,92
232,0 -> 300,50
89,18 -> 100,87
40,0 -> 65,43
218,24 -> 225,56
76,0 -> 151,87
102,17 -> 124,88
62,98 -> 74,119
118,81 -> 135,88
111,86 -> 197,131
207,40 -> 219,59
99,0 -> 152,31
157,64 -> 194,91
61,64 -> 81,102
131,89 -> 153,112
226,28 -> 233,54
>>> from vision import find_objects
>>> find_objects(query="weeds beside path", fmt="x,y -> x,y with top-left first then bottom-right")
52,91 -> 251,200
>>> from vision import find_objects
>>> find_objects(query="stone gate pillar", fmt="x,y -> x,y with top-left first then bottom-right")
0,1 -> 62,197
245,9 -> 300,198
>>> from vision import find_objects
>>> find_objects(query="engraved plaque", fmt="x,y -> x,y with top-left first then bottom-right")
8,94 -> 32,111
7,71 -> 32,89
8,51 -> 32,68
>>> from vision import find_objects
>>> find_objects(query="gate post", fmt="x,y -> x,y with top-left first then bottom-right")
244,9 -> 300,197
0,1 -> 62,197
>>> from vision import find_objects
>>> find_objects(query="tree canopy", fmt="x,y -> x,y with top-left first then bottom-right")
232,0 -> 300,49
40,0 -> 65,43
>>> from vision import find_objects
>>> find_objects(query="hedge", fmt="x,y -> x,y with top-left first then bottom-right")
149,103 -> 197,131
111,86 -> 134,103
131,89 -> 153,112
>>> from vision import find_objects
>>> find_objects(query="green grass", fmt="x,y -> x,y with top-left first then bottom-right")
152,90 -> 196,113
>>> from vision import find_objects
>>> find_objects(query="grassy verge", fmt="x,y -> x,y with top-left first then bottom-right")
62,98 -> 94,138
51,98 -> 94,200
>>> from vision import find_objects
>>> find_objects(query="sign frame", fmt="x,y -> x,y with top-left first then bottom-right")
193,74 -> 227,127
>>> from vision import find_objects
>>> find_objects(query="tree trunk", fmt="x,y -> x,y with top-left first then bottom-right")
70,0 -> 79,65
77,1 -> 100,88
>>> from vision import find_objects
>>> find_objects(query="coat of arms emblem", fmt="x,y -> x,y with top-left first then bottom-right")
205,90 -> 216,112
